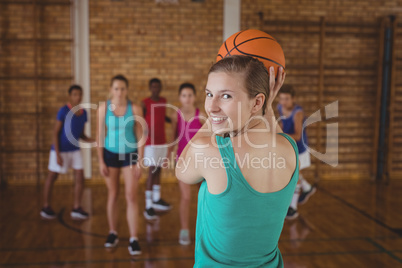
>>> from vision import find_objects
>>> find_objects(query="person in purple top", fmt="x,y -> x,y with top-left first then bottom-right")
40,85 -> 94,220
168,83 -> 206,245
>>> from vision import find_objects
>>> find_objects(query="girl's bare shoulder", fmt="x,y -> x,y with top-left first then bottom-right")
238,132 -> 297,168
273,134 -> 297,169
188,135 -> 221,157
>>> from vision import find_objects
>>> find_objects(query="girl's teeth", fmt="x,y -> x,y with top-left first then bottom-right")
212,117 -> 226,122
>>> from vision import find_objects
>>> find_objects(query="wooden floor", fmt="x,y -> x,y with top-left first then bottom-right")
1,180 -> 402,267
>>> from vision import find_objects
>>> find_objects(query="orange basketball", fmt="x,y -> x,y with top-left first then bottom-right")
216,29 -> 285,77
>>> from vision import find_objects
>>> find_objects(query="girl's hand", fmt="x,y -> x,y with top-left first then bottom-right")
99,161 -> 109,177
266,66 -> 286,111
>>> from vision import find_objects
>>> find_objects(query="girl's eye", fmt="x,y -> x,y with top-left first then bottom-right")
206,92 -> 213,97
222,94 -> 231,99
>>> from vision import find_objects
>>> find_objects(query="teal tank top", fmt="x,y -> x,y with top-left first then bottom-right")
194,133 -> 299,267
105,100 -> 137,154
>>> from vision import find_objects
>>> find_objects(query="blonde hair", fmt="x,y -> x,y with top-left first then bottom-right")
209,55 -> 269,115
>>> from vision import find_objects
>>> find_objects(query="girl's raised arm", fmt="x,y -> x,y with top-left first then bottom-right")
265,66 -> 286,134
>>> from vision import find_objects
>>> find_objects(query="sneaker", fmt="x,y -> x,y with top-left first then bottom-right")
104,233 -> 119,248
286,207 -> 299,220
152,199 -> 172,211
143,207 -> 159,220
128,239 -> 142,255
298,186 -> 317,205
40,206 -> 56,219
70,207 -> 89,220
179,229 -> 191,245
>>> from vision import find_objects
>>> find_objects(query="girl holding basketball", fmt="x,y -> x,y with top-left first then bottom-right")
176,56 -> 298,267
97,75 -> 144,255
168,83 -> 206,245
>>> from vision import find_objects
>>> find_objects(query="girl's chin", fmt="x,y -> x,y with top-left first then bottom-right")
211,124 -> 234,135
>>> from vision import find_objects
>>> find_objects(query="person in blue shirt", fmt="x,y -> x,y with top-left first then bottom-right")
40,85 -> 93,220
277,85 -> 316,220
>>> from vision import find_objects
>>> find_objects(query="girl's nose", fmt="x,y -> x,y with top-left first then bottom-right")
206,97 -> 220,114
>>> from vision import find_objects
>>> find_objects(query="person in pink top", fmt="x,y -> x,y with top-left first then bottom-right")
169,83 -> 206,245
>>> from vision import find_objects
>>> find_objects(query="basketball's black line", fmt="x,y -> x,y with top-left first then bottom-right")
234,49 -> 286,69
233,30 -> 277,45
223,31 -> 243,58
220,31 -> 243,58
217,54 -> 223,59
219,31 -> 281,67
227,36 -> 277,57
225,36 -> 277,58
224,41 -> 230,56
227,31 -> 285,69
232,31 -> 284,68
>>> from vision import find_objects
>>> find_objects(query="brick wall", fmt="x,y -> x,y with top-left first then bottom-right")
242,0 -> 401,24
1,0 -> 401,183
0,1 -> 73,183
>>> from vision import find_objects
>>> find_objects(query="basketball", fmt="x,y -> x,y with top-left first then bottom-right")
216,29 -> 285,77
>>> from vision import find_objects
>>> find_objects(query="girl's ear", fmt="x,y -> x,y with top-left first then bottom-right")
251,93 -> 265,114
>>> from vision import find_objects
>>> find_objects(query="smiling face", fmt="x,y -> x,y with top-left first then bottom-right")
205,71 -> 257,135
110,79 -> 128,101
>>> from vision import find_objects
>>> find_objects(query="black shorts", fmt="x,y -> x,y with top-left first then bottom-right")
103,148 -> 138,168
